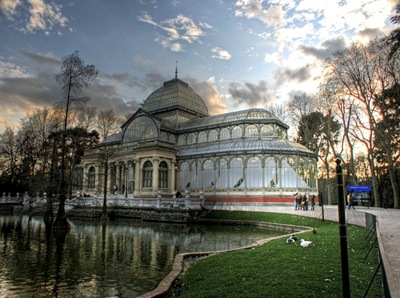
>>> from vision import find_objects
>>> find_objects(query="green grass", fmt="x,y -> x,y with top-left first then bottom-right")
175,211 -> 383,298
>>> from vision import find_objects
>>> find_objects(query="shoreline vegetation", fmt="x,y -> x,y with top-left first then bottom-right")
169,211 -> 383,298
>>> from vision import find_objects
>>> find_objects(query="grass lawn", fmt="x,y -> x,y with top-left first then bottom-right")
174,211 -> 383,298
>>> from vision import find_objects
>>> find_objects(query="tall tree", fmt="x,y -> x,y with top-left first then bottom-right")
54,51 -> 98,229
322,39 -> 400,208
0,127 -> 19,192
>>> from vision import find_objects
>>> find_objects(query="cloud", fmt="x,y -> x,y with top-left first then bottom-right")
187,77 -> 227,115
228,80 -> 274,108
0,51 -> 139,132
85,83 -> 140,116
26,0 -> 68,32
0,0 -> 21,19
298,37 -> 347,60
0,61 -> 30,79
20,50 -> 60,66
0,0 -> 69,33
354,28 -> 385,43
274,64 -> 314,86
235,0 -> 286,28
211,47 -> 232,60
137,11 -> 208,51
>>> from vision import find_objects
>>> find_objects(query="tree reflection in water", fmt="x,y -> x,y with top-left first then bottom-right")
0,215 -> 282,297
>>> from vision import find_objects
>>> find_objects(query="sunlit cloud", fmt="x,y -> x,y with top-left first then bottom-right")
235,0 -> 287,28
187,77 -> 227,115
0,0 -> 22,19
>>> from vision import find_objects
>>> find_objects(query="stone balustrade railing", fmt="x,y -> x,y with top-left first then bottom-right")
1,191 -> 206,211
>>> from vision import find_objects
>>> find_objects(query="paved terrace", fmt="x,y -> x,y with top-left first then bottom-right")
209,204 -> 399,298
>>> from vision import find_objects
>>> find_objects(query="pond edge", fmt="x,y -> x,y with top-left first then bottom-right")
137,220 -> 312,298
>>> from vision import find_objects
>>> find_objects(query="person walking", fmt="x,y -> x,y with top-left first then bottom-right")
311,195 -> 315,210
348,192 -> 355,210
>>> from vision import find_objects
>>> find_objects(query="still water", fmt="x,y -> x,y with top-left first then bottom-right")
0,215 -> 282,297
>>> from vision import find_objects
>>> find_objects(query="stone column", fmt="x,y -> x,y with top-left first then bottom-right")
134,159 -> 140,195
108,162 -> 114,195
116,161 -> 121,192
95,163 -> 102,196
170,159 -> 176,193
152,156 -> 160,193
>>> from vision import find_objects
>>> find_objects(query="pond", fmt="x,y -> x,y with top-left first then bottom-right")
0,215 -> 284,297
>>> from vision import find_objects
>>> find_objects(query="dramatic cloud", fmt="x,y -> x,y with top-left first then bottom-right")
228,80 -> 274,108
274,64 -> 316,89
187,77 -> 227,115
0,52 -> 140,132
298,37 -> 347,60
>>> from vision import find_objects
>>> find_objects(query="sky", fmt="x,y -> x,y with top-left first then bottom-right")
0,0 -> 397,132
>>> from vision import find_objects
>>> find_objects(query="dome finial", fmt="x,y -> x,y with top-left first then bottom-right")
175,61 -> 178,79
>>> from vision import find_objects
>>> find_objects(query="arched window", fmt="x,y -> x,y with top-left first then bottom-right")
160,132 -> 168,142
264,157 -> 277,187
260,125 -> 273,137
203,160 -> 215,189
88,166 -> 95,189
208,130 -> 218,142
246,157 -> 262,188
187,133 -> 196,144
158,161 -> 168,189
216,159 -> 228,189
232,126 -> 242,139
220,128 -> 230,140
142,161 -> 153,188
230,158 -> 244,188
245,125 -> 258,137
198,131 -> 207,143
123,116 -> 158,143
178,135 -> 186,146
178,162 -> 190,190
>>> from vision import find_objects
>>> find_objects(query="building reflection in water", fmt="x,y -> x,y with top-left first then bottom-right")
0,215 -> 282,297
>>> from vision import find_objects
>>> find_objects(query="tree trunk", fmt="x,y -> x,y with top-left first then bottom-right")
388,167 -> 400,209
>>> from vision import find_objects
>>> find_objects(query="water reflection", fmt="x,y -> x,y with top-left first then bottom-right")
0,215 -> 282,297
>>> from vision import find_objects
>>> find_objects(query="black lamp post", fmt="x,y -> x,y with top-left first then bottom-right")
336,158 -> 351,297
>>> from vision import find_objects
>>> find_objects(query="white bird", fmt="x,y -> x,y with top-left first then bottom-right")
300,239 -> 313,248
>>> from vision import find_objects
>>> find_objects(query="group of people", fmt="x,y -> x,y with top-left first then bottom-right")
294,193 -> 315,211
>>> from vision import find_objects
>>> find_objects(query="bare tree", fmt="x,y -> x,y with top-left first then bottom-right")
322,39 -> 400,208
0,126 -> 19,187
54,51 -> 98,229
96,109 -> 122,140
286,93 -> 316,139
75,106 -> 98,131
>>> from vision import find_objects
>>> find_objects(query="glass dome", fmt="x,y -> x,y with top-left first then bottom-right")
142,77 -> 209,117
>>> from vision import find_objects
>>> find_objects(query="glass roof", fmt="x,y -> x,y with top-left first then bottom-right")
177,108 -> 288,130
97,132 -> 122,146
177,138 -> 315,157
142,78 -> 209,116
